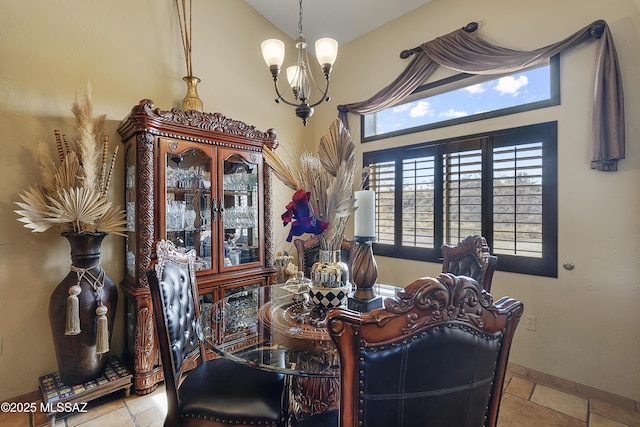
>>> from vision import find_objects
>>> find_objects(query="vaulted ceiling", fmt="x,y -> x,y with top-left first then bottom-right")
245,0 -> 433,48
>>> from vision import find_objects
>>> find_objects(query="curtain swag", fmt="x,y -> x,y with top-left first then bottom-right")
338,20 -> 624,171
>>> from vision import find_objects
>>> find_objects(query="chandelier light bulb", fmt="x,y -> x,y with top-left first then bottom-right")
315,38 -> 339,68
286,66 -> 299,87
261,39 -> 285,68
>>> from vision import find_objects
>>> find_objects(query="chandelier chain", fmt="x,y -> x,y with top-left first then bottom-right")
298,0 -> 304,37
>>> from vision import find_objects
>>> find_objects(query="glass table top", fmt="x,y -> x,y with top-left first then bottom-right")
198,283 -> 399,377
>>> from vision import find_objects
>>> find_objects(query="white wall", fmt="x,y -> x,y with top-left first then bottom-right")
0,0 -> 307,400
314,0 -> 640,401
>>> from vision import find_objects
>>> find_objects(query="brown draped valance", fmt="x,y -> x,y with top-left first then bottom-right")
338,20 -> 624,171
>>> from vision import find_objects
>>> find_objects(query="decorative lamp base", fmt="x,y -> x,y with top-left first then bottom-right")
348,294 -> 383,312
348,237 -> 382,312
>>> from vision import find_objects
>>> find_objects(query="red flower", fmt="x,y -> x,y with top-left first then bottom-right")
281,189 -> 328,242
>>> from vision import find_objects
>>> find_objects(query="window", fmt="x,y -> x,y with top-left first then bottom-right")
365,122 -> 557,277
362,56 -> 559,142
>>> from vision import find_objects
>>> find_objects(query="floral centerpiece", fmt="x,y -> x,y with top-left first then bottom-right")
264,118 -> 360,250
13,85 -> 127,384
264,119 -> 364,305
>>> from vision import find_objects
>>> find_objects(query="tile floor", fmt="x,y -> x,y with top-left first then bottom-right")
2,367 -> 639,427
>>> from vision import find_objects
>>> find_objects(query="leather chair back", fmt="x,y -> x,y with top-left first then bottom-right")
148,240 -> 288,427
441,235 -> 498,292
326,274 -> 523,427
148,240 -> 203,411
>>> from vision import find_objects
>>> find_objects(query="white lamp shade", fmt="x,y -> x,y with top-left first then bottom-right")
315,38 -> 338,66
286,66 -> 299,87
261,39 -> 285,67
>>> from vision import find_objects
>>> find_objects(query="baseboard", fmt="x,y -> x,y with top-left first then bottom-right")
508,362 -> 640,413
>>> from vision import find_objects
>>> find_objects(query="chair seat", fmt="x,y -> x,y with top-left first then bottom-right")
291,410 -> 338,427
179,358 -> 286,425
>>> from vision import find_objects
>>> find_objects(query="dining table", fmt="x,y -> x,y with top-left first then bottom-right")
197,282 -> 399,422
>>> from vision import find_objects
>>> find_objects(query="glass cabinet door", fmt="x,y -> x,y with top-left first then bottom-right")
220,150 -> 262,270
164,142 -> 214,272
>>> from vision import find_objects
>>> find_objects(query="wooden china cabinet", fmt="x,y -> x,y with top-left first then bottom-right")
117,99 -> 278,394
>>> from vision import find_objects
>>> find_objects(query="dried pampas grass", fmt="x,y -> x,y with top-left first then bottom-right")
14,84 -> 127,236
263,145 -> 300,191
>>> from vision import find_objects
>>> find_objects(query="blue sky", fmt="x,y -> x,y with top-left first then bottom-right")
373,65 -> 551,135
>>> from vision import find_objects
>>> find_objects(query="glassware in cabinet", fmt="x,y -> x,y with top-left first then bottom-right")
220,150 -> 262,270
163,142 -> 214,272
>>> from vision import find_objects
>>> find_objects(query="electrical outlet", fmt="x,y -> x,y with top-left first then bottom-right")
525,315 -> 536,331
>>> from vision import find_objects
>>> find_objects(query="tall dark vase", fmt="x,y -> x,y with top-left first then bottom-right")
48,232 -> 118,385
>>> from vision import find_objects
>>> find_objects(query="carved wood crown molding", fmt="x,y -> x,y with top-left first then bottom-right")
118,99 -> 279,150
149,101 -> 277,140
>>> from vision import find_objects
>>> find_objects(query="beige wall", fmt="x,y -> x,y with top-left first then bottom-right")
1,0 -> 638,403
315,0 -> 639,401
0,0 -> 308,400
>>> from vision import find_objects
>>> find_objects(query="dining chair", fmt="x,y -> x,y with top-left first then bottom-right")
294,235 -> 356,280
441,235 -> 498,292
147,240 -> 288,427
293,273 -> 523,427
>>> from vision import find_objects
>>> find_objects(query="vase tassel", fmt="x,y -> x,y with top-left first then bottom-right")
65,284 -> 82,335
95,304 -> 109,354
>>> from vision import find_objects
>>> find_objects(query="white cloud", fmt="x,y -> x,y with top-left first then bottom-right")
377,121 -> 405,133
439,108 -> 468,118
392,103 -> 411,114
409,101 -> 432,118
464,83 -> 485,94
494,75 -> 528,95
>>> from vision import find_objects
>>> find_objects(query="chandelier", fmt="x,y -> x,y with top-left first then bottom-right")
260,0 -> 338,125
